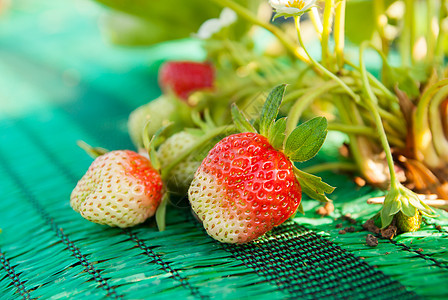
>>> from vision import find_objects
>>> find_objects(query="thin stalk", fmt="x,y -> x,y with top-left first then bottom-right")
429,85 -> 448,159
330,118 -> 407,148
377,107 -> 407,136
344,59 -> 396,101
309,6 -> 323,40
161,125 -> 236,181
415,79 -> 448,129
327,122 -> 377,137
282,88 -> 309,105
334,0 -> 346,70
400,0 -> 413,66
413,79 -> 448,166
425,0 -> 436,65
294,16 -> 360,102
210,0 -> 308,62
302,161 -> 358,174
373,0 -> 389,56
435,0 -> 448,67
333,97 -> 366,176
321,0 -> 335,68
407,0 -> 416,65
285,80 -> 339,135
359,42 -> 397,184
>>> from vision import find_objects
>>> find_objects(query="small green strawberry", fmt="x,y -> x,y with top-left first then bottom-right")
396,210 -> 422,232
157,131 -> 203,194
188,85 -> 334,243
71,150 -> 163,228
379,183 -> 435,234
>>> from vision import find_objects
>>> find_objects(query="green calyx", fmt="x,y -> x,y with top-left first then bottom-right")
380,182 -> 437,229
231,84 -> 334,203
294,167 -> 334,203
77,140 -> 109,158
272,8 -> 314,21
259,84 -> 287,136
142,120 -> 173,171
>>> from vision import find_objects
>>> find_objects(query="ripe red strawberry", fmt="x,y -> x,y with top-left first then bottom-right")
159,61 -> 214,100
187,85 -> 332,243
70,150 -> 163,228
188,132 -> 302,243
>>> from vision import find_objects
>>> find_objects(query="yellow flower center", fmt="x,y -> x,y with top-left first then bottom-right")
286,0 -> 305,10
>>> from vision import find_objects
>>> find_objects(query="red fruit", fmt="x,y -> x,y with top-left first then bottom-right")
188,132 -> 302,243
70,150 -> 163,228
159,61 -> 214,100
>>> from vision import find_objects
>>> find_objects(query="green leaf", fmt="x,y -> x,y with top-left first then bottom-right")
294,168 -> 334,202
267,117 -> 287,150
284,117 -> 328,162
95,0 -> 221,45
259,84 -> 287,136
345,0 -> 399,46
231,103 -> 257,133
345,0 -> 375,45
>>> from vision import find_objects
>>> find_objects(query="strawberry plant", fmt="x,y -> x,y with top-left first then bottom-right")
81,0 -> 448,236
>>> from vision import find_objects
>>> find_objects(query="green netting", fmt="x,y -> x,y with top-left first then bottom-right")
0,114 -> 419,299
1,1 -> 448,299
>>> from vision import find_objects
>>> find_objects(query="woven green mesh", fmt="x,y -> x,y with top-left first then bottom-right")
1,1 -> 448,299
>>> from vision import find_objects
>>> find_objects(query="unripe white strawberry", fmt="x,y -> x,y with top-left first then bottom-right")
157,131 -> 203,194
70,150 -> 163,228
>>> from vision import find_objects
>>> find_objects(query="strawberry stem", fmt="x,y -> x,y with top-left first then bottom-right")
326,123 -> 377,139
210,0 -> 309,62
359,41 -> 397,184
294,16 -> 360,103
414,79 -> 448,167
321,0 -> 334,69
302,161 -> 358,174
334,0 -> 346,70
285,80 -> 339,136
308,7 -> 323,40
429,85 -> 448,161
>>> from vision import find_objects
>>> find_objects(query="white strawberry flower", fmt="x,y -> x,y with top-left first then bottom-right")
196,8 -> 237,39
268,0 -> 317,17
